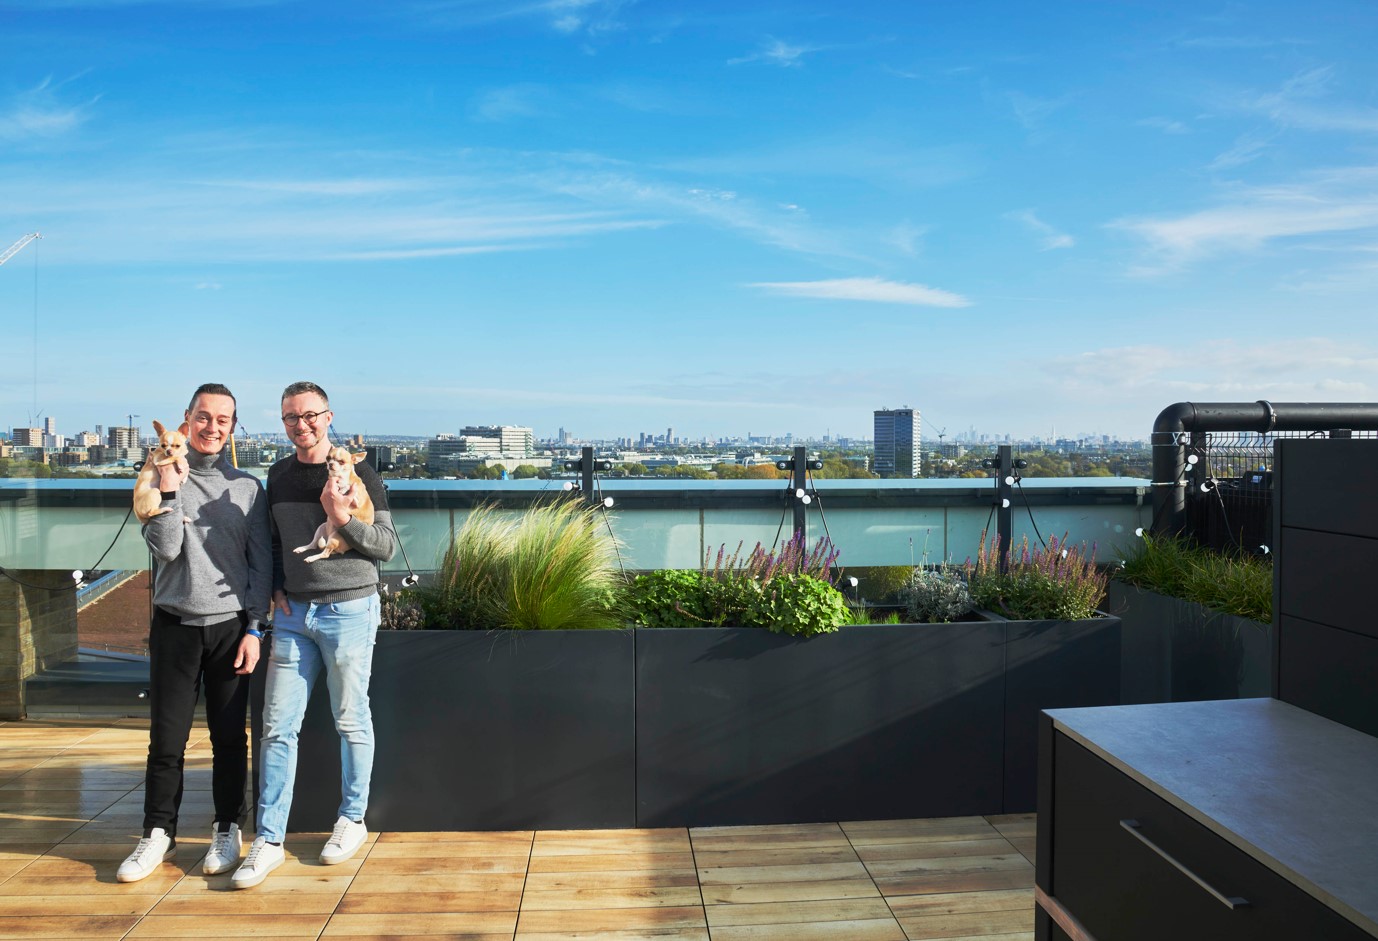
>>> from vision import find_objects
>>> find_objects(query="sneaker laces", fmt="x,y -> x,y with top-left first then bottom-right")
325,818 -> 353,849
210,830 -> 235,857
128,835 -> 162,865
242,840 -> 270,870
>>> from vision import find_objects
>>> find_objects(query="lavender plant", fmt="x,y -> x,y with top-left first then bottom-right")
965,530 -> 1108,621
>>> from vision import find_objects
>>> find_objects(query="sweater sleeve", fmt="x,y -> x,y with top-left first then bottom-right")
142,493 -> 186,563
245,482 -> 273,624
337,465 -> 396,562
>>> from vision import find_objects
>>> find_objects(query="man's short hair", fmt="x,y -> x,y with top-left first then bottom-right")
188,383 -> 237,422
281,381 -> 329,406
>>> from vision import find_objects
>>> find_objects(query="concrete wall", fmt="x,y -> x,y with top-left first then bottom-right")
0,570 -> 79,719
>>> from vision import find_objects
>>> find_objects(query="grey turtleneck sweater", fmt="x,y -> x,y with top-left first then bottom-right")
142,447 -> 272,628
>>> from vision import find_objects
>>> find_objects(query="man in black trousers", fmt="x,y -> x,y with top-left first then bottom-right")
116,383 -> 272,883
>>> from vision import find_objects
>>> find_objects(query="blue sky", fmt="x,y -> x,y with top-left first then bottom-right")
2,0 -> 1376,443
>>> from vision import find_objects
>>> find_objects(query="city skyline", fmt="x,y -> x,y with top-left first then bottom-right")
3,1 -> 1377,440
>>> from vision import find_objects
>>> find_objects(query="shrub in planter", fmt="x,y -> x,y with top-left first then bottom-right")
627,533 -> 850,635
966,531 -> 1108,620
407,500 -> 624,630
898,564 -> 975,623
1116,533 -> 1271,622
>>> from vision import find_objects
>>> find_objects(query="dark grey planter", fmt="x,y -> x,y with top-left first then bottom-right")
1104,581 -> 1270,705
992,611 -> 1122,812
251,628 -> 636,832
634,620 -> 1009,827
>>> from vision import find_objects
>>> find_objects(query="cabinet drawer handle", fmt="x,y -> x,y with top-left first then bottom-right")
1120,819 -> 1250,910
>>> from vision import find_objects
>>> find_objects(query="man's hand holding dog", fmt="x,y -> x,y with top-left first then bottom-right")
156,458 -> 189,492
321,479 -> 353,527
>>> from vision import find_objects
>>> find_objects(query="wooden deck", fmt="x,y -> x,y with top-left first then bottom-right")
0,718 -> 1035,940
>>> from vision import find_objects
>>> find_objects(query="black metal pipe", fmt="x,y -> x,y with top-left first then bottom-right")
1151,401 -> 1378,535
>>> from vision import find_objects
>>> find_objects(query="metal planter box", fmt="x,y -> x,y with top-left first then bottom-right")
251,628 -> 636,832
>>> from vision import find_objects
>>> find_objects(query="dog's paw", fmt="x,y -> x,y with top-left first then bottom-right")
292,546 -> 309,554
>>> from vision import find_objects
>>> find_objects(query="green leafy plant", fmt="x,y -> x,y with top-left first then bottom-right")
412,500 -> 624,631
844,606 -> 903,626
623,569 -> 715,628
1117,533 -> 1272,622
627,534 -> 850,635
966,531 -> 1108,621
749,573 -> 852,637
898,564 -> 975,623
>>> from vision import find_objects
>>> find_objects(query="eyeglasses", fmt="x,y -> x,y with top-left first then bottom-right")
281,410 -> 329,427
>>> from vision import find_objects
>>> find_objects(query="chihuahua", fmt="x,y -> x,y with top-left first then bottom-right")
294,447 -> 375,563
133,420 -> 190,525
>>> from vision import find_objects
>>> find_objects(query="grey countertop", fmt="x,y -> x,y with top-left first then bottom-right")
1048,698 -> 1378,936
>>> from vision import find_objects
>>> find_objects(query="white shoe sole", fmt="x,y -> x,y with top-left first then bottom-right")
202,854 -> 241,875
318,841 -> 364,865
230,854 -> 283,889
116,846 -> 176,883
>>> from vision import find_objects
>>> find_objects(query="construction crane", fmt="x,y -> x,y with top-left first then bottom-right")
0,233 -> 41,266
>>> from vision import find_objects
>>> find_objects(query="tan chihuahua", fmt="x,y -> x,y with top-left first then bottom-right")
133,420 -> 190,525
294,447 -> 375,563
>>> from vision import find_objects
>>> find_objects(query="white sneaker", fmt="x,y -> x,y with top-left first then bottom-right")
117,828 -> 175,883
202,823 -> 242,875
319,816 -> 367,865
230,836 -> 284,889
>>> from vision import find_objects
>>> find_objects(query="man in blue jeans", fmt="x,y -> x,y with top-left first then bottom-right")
232,381 -> 395,889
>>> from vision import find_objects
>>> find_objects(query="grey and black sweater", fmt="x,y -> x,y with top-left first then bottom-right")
268,454 -> 396,604
143,448 -> 272,628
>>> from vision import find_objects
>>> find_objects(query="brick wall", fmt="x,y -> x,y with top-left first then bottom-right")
0,570 -> 79,719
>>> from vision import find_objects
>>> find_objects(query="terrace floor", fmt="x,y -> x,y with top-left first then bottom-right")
0,717 -> 1035,941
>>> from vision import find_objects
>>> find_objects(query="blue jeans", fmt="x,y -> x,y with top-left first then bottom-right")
257,594 -> 380,842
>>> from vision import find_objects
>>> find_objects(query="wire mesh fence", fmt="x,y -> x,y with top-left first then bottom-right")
1184,430 -> 1378,553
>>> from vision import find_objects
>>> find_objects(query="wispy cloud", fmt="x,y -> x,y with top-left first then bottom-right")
728,37 -> 821,68
1113,166 -> 1378,273
1007,91 -> 1071,130
471,84 -> 551,122
750,277 -> 970,308
1051,338 -> 1378,400
0,76 -> 96,143
1235,66 -> 1378,133
1008,210 -> 1073,250
1176,35 -> 1280,50
1137,116 -> 1189,135
0,142 -> 862,264
402,0 -> 634,36
1207,130 -> 1278,171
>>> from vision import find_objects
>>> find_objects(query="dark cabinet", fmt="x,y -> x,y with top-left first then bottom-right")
1036,700 -> 1378,941
1049,733 -> 1369,941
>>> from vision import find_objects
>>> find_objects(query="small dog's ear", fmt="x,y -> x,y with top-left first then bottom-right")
178,422 -> 190,437
153,419 -> 166,436
351,452 -> 367,465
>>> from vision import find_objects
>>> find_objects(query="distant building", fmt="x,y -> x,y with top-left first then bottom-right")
44,417 -> 56,435
461,425 -> 534,457
874,407 -> 921,478
10,428 -> 42,447
108,426 -> 140,449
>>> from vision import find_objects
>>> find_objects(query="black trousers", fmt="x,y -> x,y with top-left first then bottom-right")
143,606 -> 250,836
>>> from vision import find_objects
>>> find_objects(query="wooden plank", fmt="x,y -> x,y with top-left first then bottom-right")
0,914 -> 138,938
320,911 -> 517,936
1034,885 -> 1099,941
705,897 -> 896,927
700,879 -> 880,905
126,914 -> 331,937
